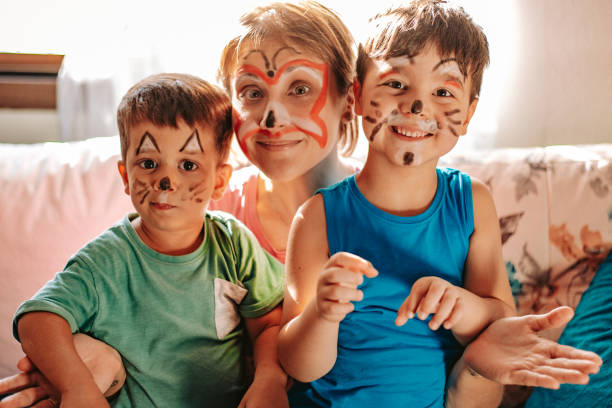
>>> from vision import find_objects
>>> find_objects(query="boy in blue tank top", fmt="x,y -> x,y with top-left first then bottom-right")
279,2 -> 526,407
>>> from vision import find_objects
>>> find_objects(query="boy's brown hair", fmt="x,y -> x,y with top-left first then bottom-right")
357,0 -> 489,102
218,0 -> 358,156
116,73 -> 233,162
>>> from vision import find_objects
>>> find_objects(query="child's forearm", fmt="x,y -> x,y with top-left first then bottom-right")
251,324 -> 287,386
18,312 -> 104,397
451,291 -> 515,345
278,301 -> 341,382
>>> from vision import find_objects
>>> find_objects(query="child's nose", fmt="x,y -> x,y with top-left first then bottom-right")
154,176 -> 175,192
399,99 -> 425,116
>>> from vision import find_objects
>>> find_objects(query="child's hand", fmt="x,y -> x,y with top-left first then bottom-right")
316,252 -> 378,323
396,276 -> 464,330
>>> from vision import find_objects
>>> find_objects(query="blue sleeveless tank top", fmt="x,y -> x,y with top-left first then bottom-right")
289,168 -> 473,408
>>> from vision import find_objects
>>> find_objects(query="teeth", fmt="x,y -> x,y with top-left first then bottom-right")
393,126 -> 428,138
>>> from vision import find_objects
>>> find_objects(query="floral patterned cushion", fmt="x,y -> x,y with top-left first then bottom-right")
442,144 -> 612,407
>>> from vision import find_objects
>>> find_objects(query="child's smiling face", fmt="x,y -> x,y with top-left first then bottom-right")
231,37 -> 348,181
356,44 -> 478,168
118,119 -> 230,236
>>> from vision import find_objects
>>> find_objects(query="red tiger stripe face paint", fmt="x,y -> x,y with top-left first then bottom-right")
230,39 -> 347,182
234,58 -> 329,159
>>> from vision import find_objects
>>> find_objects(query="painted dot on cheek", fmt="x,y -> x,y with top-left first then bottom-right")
403,152 -> 414,165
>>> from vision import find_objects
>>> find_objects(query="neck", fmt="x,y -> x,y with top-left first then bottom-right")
258,146 -> 355,219
356,150 -> 439,217
132,216 -> 204,256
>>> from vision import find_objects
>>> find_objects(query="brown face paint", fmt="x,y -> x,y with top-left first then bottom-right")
136,132 -> 160,155
403,152 -> 414,165
244,47 -> 302,79
370,100 -> 380,107
179,130 -> 204,153
364,116 -> 377,124
182,181 -> 207,203
370,118 -> 387,141
134,180 -> 150,205
159,177 -> 171,191
411,100 -> 423,114
444,109 -> 463,136
265,110 -> 275,128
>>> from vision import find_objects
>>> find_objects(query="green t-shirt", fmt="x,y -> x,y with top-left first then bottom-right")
14,211 -> 285,407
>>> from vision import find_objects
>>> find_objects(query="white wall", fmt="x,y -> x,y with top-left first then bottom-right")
1,0 -> 611,147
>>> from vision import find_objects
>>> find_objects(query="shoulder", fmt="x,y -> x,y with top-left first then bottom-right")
70,215 -> 133,265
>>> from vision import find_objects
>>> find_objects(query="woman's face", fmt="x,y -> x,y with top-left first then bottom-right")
231,37 -> 348,181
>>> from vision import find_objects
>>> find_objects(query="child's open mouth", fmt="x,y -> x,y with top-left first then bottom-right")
390,126 -> 433,139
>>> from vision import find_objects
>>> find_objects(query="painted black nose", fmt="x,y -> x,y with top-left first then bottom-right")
159,177 -> 171,191
265,110 -> 276,128
411,100 -> 423,114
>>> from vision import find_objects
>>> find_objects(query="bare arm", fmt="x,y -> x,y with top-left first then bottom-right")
445,178 -> 515,407
0,334 -> 125,408
239,305 -> 288,408
277,195 -> 377,382
17,312 -> 109,407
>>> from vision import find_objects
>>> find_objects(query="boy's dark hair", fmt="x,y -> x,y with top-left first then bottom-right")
116,73 -> 233,162
357,0 -> 489,101
218,1 -> 359,156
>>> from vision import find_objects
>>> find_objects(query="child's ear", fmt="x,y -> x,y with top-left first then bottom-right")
460,98 -> 479,135
341,82 -> 356,124
353,80 -> 363,116
117,161 -> 130,195
212,163 -> 232,200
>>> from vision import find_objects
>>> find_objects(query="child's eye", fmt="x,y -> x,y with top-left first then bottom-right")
179,160 -> 198,171
383,80 -> 407,90
289,84 -> 311,96
435,88 -> 454,97
139,159 -> 157,170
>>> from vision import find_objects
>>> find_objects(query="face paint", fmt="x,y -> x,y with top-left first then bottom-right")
233,46 -> 330,159
179,130 -> 204,153
358,46 -> 475,168
136,132 -> 160,155
159,177 -> 171,191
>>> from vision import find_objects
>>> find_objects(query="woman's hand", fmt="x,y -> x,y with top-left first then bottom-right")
464,306 -> 603,389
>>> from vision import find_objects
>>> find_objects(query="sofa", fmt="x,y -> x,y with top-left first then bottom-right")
1,136 -> 611,406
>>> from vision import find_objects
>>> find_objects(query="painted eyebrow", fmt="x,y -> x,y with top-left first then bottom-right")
136,132 -> 160,155
379,69 -> 399,80
179,129 -> 204,153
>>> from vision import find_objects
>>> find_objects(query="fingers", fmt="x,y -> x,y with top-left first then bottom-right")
550,344 -> 603,369
0,372 -> 32,395
509,369 -> 560,390
531,365 -> 590,386
317,253 -> 378,322
396,277 -> 461,329
527,306 -> 574,332
327,252 -> 378,279
544,356 -> 602,375
0,385 -> 47,408
16,357 -> 35,373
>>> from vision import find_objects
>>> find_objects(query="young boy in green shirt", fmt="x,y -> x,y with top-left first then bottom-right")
13,73 -> 287,407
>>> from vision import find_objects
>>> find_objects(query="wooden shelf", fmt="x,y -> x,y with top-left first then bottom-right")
0,53 -> 64,109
